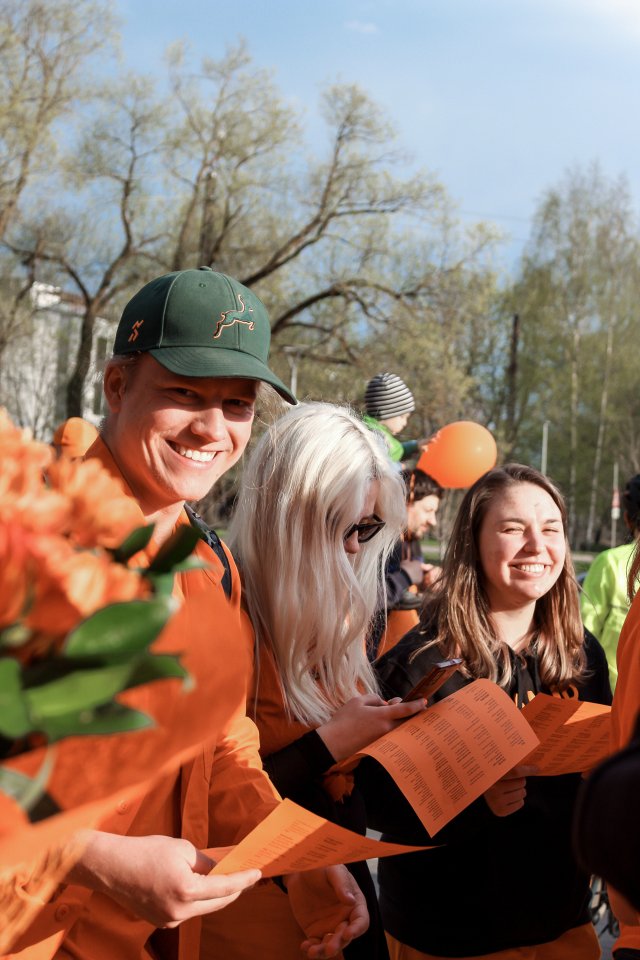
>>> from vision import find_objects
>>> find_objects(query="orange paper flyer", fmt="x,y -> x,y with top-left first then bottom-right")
207,798 -> 429,877
357,678 -> 539,835
521,694 -> 612,774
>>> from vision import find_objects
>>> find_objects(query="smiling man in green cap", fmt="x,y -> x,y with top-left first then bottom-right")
16,268 -> 368,960
102,267 -> 296,543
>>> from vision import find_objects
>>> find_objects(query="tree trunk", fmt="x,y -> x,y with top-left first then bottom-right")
66,301 -> 98,418
568,323 -> 580,547
503,313 -> 519,456
585,317 -> 615,544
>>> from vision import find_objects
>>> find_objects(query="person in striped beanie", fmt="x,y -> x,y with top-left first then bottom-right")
363,372 -> 426,463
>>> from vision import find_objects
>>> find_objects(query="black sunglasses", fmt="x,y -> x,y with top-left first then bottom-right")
343,513 -> 386,544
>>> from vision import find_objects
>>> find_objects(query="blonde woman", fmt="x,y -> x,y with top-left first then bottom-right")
201,402 -> 425,960
361,464 -> 612,960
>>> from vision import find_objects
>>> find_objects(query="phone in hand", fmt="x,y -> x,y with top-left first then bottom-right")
401,658 -> 463,703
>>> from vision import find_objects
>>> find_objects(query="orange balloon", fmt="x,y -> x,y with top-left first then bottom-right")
417,421 -> 497,489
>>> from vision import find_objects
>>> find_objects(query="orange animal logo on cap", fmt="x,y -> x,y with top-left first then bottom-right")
128,319 -> 144,343
213,294 -> 255,339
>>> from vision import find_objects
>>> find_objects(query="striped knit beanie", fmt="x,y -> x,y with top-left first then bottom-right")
364,373 -> 415,420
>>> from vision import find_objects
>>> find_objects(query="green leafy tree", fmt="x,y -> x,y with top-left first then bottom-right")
6,75 -> 167,416
505,165 -> 640,545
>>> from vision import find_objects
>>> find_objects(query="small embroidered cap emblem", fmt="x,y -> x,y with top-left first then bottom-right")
128,319 -> 144,343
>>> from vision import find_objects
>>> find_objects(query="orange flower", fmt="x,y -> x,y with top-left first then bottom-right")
0,409 -> 29,443
0,412 -> 53,495
0,411 -> 69,535
46,458 -> 143,550
27,538 -> 148,637
0,521 -> 32,628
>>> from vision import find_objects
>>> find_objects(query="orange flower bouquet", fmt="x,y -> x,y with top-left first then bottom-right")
0,410 -> 231,950
0,409 -> 201,779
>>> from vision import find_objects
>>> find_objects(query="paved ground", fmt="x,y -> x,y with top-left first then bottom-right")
597,928 -> 614,958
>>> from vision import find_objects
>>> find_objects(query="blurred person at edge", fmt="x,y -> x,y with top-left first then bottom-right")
359,464 -> 611,960
52,417 -> 99,460
362,373 -> 429,466
581,474 -> 640,689
201,402 -> 426,960
371,468 -> 443,661
7,268 -> 369,960
602,519 -> 640,960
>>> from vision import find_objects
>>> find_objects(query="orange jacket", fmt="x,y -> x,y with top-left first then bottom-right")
201,642 -> 350,960
5,438 -> 280,960
610,588 -> 640,951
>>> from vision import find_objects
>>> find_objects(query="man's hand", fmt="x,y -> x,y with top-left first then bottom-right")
483,765 -> 538,817
400,559 -> 427,586
68,831 -> 261,927
287,865 -> 369,959
421,564 -> 441,590
317,694 -> 426,762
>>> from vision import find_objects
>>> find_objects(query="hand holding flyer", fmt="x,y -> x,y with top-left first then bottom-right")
356,678 -> 539,834
206,798 -> 430,877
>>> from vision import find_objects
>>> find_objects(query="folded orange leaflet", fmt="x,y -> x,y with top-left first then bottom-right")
207,798 -> 430,878
352,678 -> 540,836
521,694 -> 612,775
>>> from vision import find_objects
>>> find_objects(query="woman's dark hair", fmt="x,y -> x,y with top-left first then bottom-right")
415,463 -> 585,689
623,475 -> 640,533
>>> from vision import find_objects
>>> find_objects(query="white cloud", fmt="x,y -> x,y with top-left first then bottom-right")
559,0 -> 640,37
344,20 -> 379,35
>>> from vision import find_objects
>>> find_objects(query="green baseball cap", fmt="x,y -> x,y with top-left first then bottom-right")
114,267 -> 296,404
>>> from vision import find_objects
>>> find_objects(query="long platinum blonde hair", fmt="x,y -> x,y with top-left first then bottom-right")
229,402 -> 407,726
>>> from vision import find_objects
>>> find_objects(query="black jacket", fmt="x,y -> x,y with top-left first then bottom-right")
263,731 -> 390,960
357,626 -> 612,957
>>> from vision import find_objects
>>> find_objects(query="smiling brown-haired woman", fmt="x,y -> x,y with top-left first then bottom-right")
360,463 -> 612,960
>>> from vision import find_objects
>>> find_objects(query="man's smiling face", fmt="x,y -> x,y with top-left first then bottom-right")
103,354 -> 256,514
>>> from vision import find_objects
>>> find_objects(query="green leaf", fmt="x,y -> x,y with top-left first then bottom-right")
148,526 -> 201,574
39,703 -> 154,742
63,596 -> 175,660
126,653 -> 187,687
146,572 -> 176,598
111,524 -> 155,563
0,659 -> 31,738
0,748 -> 56,812
25,661 -> 143,719
25,653 -> 187,721
164,556 -> 209,573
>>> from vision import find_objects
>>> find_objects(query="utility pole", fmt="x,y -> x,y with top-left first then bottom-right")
541,420 -> 550,476
611,461 -> 620,546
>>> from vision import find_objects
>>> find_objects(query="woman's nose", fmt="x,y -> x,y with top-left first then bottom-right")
343,532 -> 361,555
524,527 -> 545,552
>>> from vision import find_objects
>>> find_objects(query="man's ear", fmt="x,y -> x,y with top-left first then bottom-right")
103,362 -> 128,413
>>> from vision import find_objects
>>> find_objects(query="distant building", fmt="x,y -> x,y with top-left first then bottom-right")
0,283 -> 116,439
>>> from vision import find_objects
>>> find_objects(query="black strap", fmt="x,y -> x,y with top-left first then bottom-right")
184,504 -> 233,599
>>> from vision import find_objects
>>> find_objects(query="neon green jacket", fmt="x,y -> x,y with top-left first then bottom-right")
362,415 -> 419,462
580,541 -> 635,690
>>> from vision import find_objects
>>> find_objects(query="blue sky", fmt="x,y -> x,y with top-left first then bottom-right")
115,0 -> 640,268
